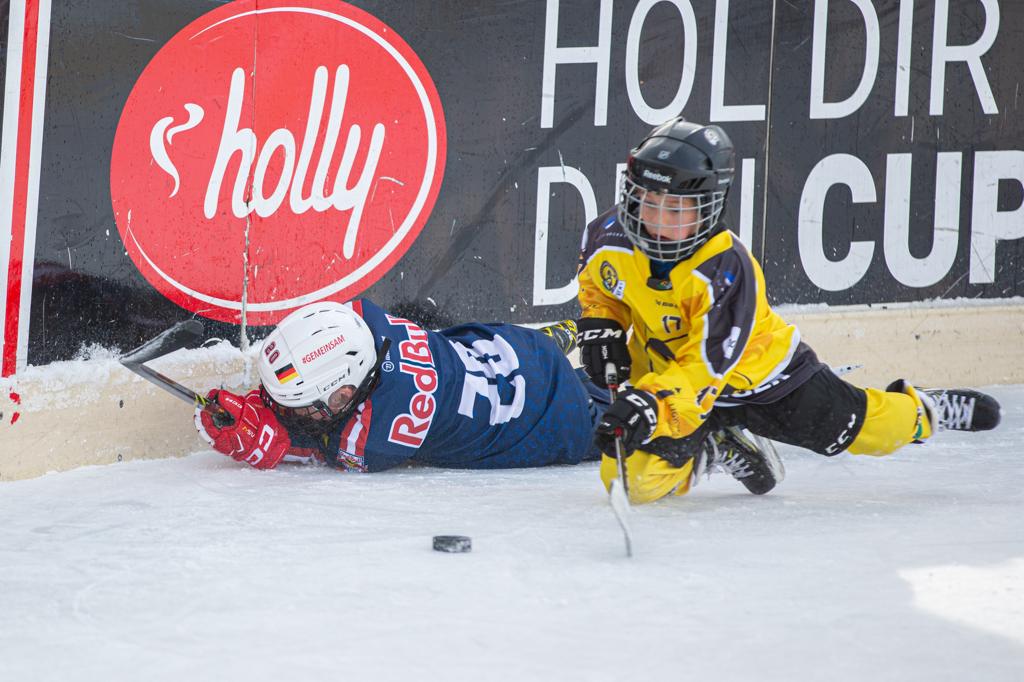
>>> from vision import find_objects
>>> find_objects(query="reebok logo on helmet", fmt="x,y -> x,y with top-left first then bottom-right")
642,168 -> 672,184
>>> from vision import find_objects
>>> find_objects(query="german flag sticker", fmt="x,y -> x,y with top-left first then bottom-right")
275,363 -> 299,384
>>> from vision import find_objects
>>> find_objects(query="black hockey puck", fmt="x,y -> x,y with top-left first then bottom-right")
432,535 -> 472,553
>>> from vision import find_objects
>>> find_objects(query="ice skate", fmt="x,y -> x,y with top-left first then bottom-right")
539,319 -> 578,356
700,425 -> 785,495
887,380 -> 1001,434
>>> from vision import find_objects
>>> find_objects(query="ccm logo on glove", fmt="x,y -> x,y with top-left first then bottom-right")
622,392 -> 657,427
576,318 -> 631,389
246,424 -> 280,467
594,388 -> 659,456
579,327 -> 624,342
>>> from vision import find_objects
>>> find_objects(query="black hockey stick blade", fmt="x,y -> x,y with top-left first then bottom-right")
120,319 -> 204,367
119,319 -> 235,427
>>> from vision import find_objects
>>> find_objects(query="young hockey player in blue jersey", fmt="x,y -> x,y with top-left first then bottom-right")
194,299 -> 605,472
575,117 -> 1002,504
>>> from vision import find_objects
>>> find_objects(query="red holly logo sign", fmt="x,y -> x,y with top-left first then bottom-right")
111,0 -> 446,324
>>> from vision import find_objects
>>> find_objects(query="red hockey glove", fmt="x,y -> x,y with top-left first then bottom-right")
194,389 -> 291,470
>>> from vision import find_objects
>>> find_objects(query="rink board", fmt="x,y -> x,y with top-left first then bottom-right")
2,302 -> 1021,481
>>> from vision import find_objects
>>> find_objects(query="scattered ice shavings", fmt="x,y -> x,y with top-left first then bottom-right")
0,340 -> 257,411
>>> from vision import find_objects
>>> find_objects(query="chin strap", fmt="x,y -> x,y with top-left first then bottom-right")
334,337 -> 392,426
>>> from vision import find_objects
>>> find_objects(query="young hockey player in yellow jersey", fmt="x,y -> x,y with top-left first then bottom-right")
575,117 -> 1002,504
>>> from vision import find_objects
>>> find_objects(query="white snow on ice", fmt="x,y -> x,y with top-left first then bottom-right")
1,386 -> 1022,682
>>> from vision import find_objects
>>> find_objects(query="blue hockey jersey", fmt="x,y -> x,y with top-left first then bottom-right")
289,299 -> 604,472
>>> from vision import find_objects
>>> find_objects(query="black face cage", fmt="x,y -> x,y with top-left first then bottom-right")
617,172 -> 726,262
259,338 -> 392,438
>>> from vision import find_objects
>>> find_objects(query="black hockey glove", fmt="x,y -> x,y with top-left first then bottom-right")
594,389 -> 659,457
576,317 -> 630,389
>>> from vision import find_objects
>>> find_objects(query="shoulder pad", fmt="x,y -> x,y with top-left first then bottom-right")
580,207 -> 633,266
695,235 -> 755,301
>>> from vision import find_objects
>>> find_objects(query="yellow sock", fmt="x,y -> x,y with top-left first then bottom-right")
847,384 -> 931,456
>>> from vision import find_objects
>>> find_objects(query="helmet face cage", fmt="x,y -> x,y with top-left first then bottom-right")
259,385 -> 345,437
259,338 -> 391,438
617,171 -> 726,262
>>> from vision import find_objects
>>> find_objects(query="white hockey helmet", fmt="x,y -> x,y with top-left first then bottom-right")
257,301 -> 382,433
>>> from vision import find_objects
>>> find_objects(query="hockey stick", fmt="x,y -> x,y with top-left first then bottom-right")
119,319 -> 234,428
605,363 -> 634,558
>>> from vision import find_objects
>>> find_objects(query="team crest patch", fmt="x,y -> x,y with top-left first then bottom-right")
600,261 -> 618,291
336,450 -> 367,472
600,261 -> 626,299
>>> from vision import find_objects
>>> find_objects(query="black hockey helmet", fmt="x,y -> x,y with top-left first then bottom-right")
618,117 -> 736,261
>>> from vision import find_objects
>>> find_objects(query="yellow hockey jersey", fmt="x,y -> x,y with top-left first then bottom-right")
578,208 -> 821,441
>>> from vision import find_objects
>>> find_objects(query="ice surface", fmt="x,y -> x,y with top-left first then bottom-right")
1,387 -> 1022,682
